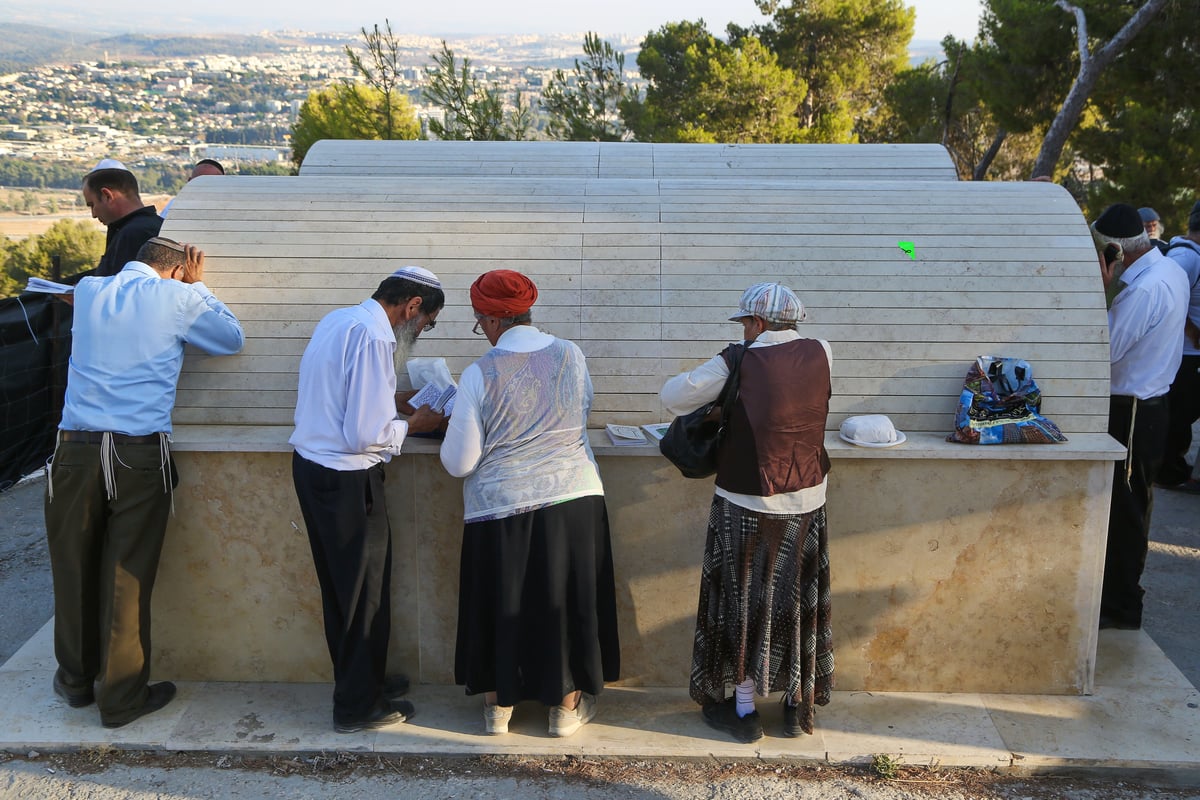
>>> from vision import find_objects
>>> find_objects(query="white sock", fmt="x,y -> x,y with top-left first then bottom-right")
735,679 -> 756,717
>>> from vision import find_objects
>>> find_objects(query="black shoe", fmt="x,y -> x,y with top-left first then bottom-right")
101,682 -> 177,728
702,698 -> 763,743
1099,613 -> 1141,630
1158,478 -> 1200,494
53,671 -> 94,708
383,673 -> 410,699
334,699 -> 414,734
782,699 -> 805,737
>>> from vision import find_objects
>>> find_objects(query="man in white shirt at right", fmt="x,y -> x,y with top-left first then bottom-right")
1092,203 -> 1189,630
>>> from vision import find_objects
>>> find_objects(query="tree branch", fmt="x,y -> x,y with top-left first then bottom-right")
973,127 -> 1007,181
941,49 -> 962,148
1030,0 -> 1170,178
1055,1 -> 1090,69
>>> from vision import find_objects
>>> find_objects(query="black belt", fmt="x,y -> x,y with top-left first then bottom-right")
59,430 -> 164,445
1111,394 -> 1167,406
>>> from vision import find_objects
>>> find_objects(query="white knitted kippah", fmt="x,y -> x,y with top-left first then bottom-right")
390,265 -> 442,288
90,158 -> 129,173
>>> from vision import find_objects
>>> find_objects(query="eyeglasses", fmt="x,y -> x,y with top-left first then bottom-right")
472,313 -> 486,336
423,318 -> 436,332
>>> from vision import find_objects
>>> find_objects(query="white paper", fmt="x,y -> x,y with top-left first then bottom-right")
25,277 -> 74,295
406,357 -> 454,391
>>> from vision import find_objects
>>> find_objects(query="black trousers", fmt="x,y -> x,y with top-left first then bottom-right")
1101,395 -> 1169,627
44,439 -> 172,721
1158,354 -> 1200,485
292,453 -> 393,722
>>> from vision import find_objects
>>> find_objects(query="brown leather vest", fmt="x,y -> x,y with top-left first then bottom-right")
715,338 -> 831,497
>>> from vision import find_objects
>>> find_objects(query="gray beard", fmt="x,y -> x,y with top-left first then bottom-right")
392,318 -> 420,382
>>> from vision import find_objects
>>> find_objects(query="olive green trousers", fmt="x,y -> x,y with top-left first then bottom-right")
44,438 -> 172,720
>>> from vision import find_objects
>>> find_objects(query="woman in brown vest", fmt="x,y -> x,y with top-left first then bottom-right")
660,282 -> 834,743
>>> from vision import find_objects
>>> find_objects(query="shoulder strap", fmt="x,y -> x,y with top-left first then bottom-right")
716,342 -> 749,428
1167,239 -> 1200,256
1166,239 -> 1200,288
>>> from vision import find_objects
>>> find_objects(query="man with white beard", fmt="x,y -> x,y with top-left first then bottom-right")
289,266 -> 446,733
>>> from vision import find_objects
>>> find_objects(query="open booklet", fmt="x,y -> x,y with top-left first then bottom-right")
24,277 -> 75,295
409,381 -> 456,415
641,423 -> 671,442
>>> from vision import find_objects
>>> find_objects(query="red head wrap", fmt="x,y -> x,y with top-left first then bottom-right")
470,270 -> 538,317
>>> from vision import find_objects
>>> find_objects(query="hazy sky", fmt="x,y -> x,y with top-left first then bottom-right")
23,0 -> 983,42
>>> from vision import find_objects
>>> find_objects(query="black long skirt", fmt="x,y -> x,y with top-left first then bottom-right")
454,494 -> 621,707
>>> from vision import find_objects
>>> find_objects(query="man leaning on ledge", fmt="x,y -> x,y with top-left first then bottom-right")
45,236 -> 244,728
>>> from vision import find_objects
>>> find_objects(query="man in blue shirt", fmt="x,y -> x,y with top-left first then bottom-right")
1156,200 -> 1200,490
44,236 -> 244,728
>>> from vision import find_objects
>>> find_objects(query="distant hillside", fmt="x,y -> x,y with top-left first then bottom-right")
0,24 -> 325,70
84,33 -> 289,60
0,23 -> 102,72
0,24 -> 604,71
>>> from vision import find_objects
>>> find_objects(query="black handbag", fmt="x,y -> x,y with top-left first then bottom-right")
659,343 -> 748,478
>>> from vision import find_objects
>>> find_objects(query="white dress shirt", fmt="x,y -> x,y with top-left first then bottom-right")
660,330 -> 833,515
1109,247 -> 1190,399
290,299 -> 409,470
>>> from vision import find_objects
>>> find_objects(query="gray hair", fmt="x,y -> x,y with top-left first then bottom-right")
1091,226 -> 1152,256
496,311 -> 533,330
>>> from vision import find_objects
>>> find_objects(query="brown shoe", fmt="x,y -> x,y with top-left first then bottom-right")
101,682 -> 176,728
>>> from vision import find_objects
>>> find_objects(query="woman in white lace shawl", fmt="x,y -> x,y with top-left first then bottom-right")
440,269 -> 620,739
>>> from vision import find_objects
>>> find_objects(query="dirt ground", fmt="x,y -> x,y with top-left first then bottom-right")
3,749 -> 1200,800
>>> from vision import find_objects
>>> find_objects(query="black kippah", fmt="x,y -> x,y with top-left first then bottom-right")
1093,203 -> 1144,238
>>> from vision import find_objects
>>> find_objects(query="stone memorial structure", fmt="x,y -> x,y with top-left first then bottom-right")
157,144 -> 1120,695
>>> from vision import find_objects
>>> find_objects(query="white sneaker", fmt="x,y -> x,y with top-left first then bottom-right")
484,703 -> 513,735
549,692 -> 596,737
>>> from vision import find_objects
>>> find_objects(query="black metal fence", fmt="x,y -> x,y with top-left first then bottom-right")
0,262 -> 76,491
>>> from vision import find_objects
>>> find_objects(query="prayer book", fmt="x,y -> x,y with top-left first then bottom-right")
641,423 -> 671,442
605,423 -> 649,446
409,381 -> 456,415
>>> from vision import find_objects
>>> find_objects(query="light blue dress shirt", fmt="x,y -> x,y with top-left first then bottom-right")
60,261 -> 245,435
1166,237 -> 1200,356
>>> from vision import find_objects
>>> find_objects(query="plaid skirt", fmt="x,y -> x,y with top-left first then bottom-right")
690,496 -> 834,734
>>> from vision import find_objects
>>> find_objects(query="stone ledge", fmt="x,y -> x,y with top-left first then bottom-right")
167,425 -> 1125,462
